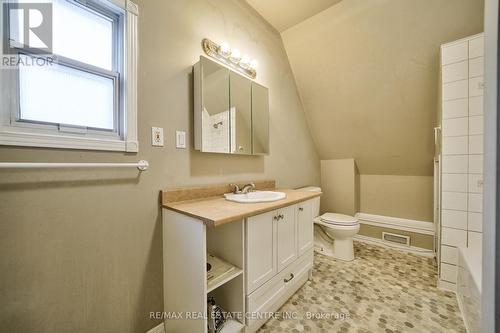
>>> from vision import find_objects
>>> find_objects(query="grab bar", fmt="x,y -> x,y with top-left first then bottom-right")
0,160 -> 149,171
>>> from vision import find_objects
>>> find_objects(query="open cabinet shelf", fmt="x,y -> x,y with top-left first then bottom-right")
207,253 -> 243,293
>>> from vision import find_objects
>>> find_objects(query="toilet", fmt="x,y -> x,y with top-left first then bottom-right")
300,186 -> 360,261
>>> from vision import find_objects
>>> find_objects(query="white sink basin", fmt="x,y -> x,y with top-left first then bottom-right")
224,191 -> 286,203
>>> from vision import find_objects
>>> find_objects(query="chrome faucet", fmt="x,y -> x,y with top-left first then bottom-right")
230,183 -> 255,194
241,183 -> 256,194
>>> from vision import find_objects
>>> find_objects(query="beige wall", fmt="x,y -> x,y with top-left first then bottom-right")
360,175 -> 434,221
281,0 -> 483,221
0,1 -> 320,332
320,163 -> 432,221
282,0 -> 484,176
320,159 -> 359,216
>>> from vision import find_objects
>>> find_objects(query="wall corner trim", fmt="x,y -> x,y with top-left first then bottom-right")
146,322 -> 165,333
356,212 -> 434,235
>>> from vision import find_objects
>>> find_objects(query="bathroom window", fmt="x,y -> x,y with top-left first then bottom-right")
0,0 -> 139,152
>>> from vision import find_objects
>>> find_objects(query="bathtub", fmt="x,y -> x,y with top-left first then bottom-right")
457,246 -> 482,333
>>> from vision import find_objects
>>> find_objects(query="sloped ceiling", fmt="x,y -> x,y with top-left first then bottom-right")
245,0 -> 342,33
252,0 -> 484,175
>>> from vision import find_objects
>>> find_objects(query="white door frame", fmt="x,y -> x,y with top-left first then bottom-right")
482,0 -> 498,331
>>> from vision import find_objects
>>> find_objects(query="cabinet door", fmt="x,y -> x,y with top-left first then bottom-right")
297,201 -> 313,256
246,210 -> 277,293
277,205 -> 297,272
251,82 -> 269,155
230,72 -> 252,154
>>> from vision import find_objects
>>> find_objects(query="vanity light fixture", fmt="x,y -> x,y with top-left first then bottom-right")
202,38 -> 258,79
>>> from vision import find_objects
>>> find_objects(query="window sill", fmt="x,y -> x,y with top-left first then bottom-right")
0,128 -> 138,152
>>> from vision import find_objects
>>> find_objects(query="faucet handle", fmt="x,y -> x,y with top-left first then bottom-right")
230,184 -> 241,194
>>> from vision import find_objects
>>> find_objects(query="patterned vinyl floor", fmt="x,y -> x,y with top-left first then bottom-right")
258,242 -> 465,333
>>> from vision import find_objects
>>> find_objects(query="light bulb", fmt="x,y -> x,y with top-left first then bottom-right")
241,54 -> 250,66
219,42 -> 230,55
250,59 -> 259,69
230,49 -> 241,61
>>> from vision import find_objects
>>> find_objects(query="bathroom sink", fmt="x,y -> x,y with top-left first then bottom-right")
224,191 -> 286,203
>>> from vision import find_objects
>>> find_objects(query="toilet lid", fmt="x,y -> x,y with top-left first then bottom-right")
320,213 -> 358,226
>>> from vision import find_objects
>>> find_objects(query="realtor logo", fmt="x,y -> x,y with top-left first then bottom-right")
3,2 -> 53,54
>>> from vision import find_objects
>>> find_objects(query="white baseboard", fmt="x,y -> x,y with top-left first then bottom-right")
146,322 -> 165,333
353,234 -> 434,257
356,212 -> 435,236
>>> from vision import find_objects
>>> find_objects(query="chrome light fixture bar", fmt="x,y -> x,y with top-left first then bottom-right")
202,38 -> 258,79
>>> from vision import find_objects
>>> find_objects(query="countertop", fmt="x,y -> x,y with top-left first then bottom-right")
162,189 -> 322,227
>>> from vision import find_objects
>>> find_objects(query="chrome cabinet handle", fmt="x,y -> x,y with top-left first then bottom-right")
273,215 -> 278,221
284,273 -> 294,283
298,207 -> 304,212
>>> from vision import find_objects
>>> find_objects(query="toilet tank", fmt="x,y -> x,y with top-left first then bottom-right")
298,186 -> 321,218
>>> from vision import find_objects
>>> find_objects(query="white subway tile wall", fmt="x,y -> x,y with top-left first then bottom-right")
468,193 -> 483,213
441,245 -> 458,265
442,117 -> 468,137
442,61 -> 468,83
442,209 -> 468,229
468,174 -> 483,193
468,155 -> 484,174
442,42 -> 468,65
468,57 -> 484,77
441,262 -> 458,283
442,227 -> 467,247
443,80 -> 468,101
442,173 -> 468,192
467,231 -> 482,256
439,34 -> 484,288
468,212 -> 483,232
442,155 -> 468,173
442,136 -> 468,155
468,36 -> 484,58
469,96 -> 483,116
469,135 -> 484,154
443,99 -> 468,119
442,192 -> 467,211
469,77 -> 484,97
468,116 -> 484,135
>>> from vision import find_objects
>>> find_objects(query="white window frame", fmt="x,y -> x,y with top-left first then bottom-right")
0,0 -> 139,152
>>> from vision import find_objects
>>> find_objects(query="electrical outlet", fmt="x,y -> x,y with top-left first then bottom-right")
176,130 -> 186,149
151,127 -> 164,146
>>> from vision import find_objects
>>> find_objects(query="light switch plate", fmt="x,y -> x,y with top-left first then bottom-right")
151,127 -> 164,146
176,130 -> 186,149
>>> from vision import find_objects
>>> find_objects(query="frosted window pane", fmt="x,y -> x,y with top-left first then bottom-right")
19,56 -> 115,130
52,0 -> 113,70
10,0 -> 114,70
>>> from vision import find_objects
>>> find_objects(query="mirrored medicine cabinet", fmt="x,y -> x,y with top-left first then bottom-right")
193,56 -> 269,155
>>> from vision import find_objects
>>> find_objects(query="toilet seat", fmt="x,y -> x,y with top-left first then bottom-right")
320,213 -> 358,226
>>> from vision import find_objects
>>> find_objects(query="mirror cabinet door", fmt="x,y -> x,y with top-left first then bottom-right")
230,72 -> 252,154
251,83 -> 269,155
201,57 -> 230,153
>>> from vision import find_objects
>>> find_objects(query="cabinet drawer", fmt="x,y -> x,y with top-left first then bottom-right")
246,250 -> 313,332
281,249 -> 313,295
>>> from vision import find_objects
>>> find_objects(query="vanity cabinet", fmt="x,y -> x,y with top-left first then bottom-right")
162,187 -> 319,333
244,200 -> 315,333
